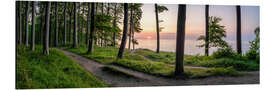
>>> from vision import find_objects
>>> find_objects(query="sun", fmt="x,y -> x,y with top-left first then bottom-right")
146,36 -> 152,39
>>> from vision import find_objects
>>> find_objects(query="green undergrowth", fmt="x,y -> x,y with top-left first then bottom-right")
135,48 -> 259,71
112,59 -> 243,78
16,45 -> 106,89
62,45 -> 245,78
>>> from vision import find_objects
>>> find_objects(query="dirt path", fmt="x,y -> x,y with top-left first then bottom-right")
57,48 -> 259,87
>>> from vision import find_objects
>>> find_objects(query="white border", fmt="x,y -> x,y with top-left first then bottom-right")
1,0 -> 268,90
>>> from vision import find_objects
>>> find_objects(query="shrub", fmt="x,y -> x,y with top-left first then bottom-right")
212,47 -> 237,58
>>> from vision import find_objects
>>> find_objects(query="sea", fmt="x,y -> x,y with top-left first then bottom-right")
127,39 -> 250,55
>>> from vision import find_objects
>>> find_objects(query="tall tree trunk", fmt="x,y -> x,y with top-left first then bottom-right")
87,3 -> 95,54
73,2 -> 78,48
155,4 -> 160,53
39,4 -> 44,45
236,5 -> 242,54
117,3 -> 129,59
175,4 -> 186,75
81,3 -> 84,45
205,5 -> 209,56
54,2 -> 58,47
101,3 -> 104,47
69,11 -> 72,43
78,3 -> 81,44
132,30 -> 135,50
31,2 -> 36,51
18,1 -> 22,44
112,4 -> 117,46
25,1 -> 30,46
128,4 -> 133,50
64,2 -> 67,45
16,1 -> 18,44
86,3 -> 90,44
16,1 -> 20,44
43,2 -> 51,55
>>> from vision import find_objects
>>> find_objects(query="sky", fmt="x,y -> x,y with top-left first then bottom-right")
133,4 -> 259,41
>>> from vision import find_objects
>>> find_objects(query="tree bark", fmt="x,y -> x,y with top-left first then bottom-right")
69,8 -> 72,43
236,5 -> 242,54
64,2 -> 67,45
155,4 -> 160,53
112,4 -> 117,46
39,4 -> 44,45
73,2 -> 78,48
43,2 -> 51,55
87,3 -> 95,54
78,3 -> 81,44
54,2 -> 58,47
175,4 -> 186,75
117,3 -> 129,59
25,1 -> 30,46
205,5 -> 209,56
86,3 -> 90,45
16,1 -> 18,44
128,4 -> 133,50
31,2 -> 36,51
18,1 -> 22,44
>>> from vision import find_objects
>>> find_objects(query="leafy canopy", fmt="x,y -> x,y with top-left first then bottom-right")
197,16 -> 229,49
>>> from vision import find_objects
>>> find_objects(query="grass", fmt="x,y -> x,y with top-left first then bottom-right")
62,45 -> 244,78
16,45 -> 106,89
135,48 -> 259,71
60,46 -> 246,78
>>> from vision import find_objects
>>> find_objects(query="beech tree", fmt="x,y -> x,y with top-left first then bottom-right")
31,2 -> 36,50
117,3 -> 129,59
73,2 -> 78,48
236,5 -> 242,54
175,4 -> 186,75
87,3 -> 95,54
25,1 -> 30,46
43,2 -> 51,55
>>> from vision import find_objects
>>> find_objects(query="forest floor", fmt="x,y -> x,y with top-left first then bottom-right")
57,48 -> 259,87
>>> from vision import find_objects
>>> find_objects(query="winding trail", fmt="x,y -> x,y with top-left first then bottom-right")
56,48 -> 259,87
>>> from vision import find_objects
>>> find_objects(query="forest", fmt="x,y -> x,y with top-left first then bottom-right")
16,1 -> 260,89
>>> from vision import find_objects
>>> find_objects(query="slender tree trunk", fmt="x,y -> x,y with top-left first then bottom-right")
64,2 -> 67,45
128,5 -> 133,50
175,4 -> 186,75
101,3 -> 104,47
18,1 -> 22,44
16,2 -> 18,44
155,4 -> 160,53
236,5 -> 242,54
73,2 -> 78,48
78,3 -> 81,44
54,2 -> 58,47
86,3 -> 90,45
205,5 -> 209,56
39,5 -> 44,45
81,3 -> 84,45
43,2 -> 51,55
87,3 -> 95,54
25,1 -> 30,46
69,11 -> 72,43
132,30 -> 135,50
112,4 -> 117,46
31,2 -> 36,51
117,3 -> 129,59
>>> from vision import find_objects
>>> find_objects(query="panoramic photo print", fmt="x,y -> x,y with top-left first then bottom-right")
15,1 -> 260,89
